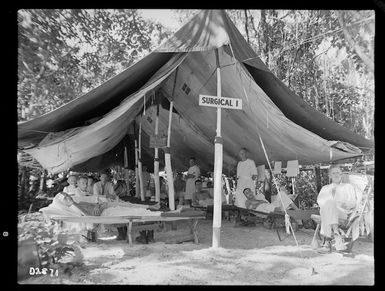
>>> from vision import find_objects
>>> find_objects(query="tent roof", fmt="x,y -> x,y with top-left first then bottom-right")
18,10 -> 373,175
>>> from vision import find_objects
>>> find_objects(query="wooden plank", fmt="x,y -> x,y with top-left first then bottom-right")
131,224 -> 159,232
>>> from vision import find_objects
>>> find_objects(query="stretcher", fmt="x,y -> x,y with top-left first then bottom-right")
52,212 -> 206,247
192,203 -> 319,241
191,204 -> 240,220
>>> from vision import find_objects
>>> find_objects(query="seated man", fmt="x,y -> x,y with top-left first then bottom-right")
87,176 -> 95,195
114,180 -> 129,199
74,176 -> 95,203
174,172 -> 186,205
93,172 -> 116,200
316,164 -> 357,253
243,187 -> 298,213
192,179 -> 214,207
63,174 -> 78,197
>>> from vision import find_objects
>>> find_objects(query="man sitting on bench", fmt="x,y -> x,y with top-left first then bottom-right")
243,187 -> 299,212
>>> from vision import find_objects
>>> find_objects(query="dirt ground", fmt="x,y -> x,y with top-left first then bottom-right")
20,218 -> 374,285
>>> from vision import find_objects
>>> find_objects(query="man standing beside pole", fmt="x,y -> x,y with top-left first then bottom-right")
184,157 -> 200,206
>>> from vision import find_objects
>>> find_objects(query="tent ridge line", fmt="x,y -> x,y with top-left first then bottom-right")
158,87 -> 214,149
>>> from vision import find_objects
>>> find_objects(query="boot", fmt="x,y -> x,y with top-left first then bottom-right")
146,230 -> 155,243
116,227 -> 126,240
317,238 -> 332,254
135,231 -> 148,244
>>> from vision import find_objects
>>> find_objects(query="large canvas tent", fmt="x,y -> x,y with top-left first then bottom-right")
18,10 -> 373,175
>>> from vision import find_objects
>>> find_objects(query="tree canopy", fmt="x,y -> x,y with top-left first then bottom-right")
18,9 -> 374,141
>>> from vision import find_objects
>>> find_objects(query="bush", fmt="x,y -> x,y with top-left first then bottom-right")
18,212 -> 82,270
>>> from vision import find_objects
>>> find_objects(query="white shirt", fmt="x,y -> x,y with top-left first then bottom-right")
317,183 -> 357,212
237,159 -> 258,179
185,165 -> 200,199
235,159 -> 258,208
93,181 -> 115,198
63,185 -> 77,196
73,188 -> 96,204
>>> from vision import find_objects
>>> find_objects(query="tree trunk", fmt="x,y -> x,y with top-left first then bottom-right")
313,84 -> 320,111
261,10 -> 269,67
323,58 -> 330,117
19,166 -> 27,198
244,10 -> 250,44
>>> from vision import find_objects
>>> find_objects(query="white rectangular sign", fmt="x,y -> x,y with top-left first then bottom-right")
199,95 -> 242,110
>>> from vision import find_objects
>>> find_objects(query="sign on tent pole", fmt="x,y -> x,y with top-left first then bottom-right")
198,49 -> 243,248
199,95 -> 242,110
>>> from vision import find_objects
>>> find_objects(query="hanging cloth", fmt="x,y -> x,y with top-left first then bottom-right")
273,161 -> 282,174
257,165 -> 266,181
286,160 -> 299,177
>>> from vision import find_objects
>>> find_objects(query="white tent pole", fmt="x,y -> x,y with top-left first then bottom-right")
164,68 -> 178,211
154,100 -> 161,203
134,139 -> 140,198
212,48 -> 223,248
165,101 -> 175,210
138,118 -> 145,201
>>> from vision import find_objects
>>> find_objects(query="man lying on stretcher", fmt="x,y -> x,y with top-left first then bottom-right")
40,192 -> 161,218
39,192 -> 163,242
243,187 -> 299,212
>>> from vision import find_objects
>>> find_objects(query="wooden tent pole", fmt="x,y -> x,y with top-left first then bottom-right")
138,117 -> 145,201
134,139 -> 140,198
123,144 -> 131,196
224,176 -> 231,204
154,96 -> 161,202
212,48 -> 223,248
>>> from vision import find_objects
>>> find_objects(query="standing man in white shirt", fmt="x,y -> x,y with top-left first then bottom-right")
235,148 -> 258,208
184,157 -> 200,206
93,172 -> 116,200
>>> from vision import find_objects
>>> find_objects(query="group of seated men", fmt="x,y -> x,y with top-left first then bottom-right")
63,172 -> 116,203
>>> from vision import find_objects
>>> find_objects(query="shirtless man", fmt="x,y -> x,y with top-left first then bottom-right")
63,175 -> 78,197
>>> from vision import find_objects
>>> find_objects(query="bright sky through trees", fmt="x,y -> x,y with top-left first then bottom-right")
139,9 -> 180,31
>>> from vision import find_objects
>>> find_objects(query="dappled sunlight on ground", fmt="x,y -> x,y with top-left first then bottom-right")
20,219 -> 374,285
